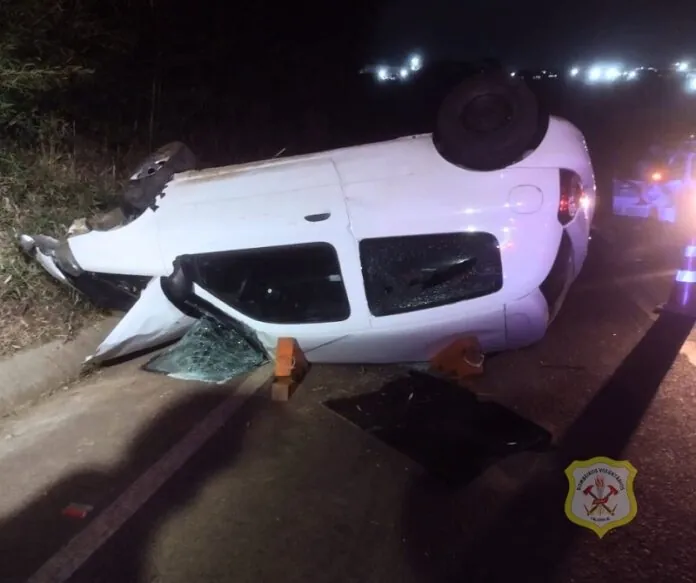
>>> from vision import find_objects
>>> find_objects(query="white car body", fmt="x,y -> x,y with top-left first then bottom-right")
21,116 -> 595,364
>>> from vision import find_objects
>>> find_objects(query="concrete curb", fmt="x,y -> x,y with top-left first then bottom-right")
0,316 -> 121,417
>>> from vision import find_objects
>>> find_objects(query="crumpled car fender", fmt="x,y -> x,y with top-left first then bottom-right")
88,277 -> 196,363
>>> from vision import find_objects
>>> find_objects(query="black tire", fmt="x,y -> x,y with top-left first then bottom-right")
433,71 -> 549,171
122,142 -> 197,214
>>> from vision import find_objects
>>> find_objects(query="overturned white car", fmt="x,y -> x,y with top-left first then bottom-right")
19,72 -> 596,366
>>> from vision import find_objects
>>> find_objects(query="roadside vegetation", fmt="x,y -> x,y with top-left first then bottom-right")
0,141 -> 120,355
0,0 -> 340,356
0,1 -> 135,355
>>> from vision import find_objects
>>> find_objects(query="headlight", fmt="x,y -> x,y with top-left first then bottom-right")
53,240 -> 84,277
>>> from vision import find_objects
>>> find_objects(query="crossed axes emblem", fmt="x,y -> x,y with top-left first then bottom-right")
583,476 -> 619,516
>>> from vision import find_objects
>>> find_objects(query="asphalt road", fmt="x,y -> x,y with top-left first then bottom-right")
2,213 -> 696,583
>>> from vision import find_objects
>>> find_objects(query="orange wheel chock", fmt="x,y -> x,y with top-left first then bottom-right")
271,337 -> 310,401
429,336 -> 485,381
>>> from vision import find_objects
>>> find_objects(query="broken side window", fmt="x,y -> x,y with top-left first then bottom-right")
359,232 -> 503,317
191,243 -> 351,324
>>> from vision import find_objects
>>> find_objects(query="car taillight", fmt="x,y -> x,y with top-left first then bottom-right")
558,169 -> 583,225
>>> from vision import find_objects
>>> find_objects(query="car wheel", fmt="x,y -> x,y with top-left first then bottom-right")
122,142 -> 197,214
433,71 -> 549,171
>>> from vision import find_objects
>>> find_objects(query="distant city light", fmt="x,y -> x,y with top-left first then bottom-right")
367,51 -> 424,84
687,76 -> 696,92
365,57 -> 696,87
583,64 -> 628,84
588,66 -> 603,82
409,54 -> 422,71
605,66 -> 621,81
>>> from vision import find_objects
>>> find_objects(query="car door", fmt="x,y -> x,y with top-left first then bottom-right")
351,231 -> 509,362
337,156 -> 535,362
92,155 -> 375,364
154,169 -> 373,361
162,236 -> 373,360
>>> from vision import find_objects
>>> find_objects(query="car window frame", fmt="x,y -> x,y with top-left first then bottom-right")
185,241 -> 352,325
358,231 -> 503,318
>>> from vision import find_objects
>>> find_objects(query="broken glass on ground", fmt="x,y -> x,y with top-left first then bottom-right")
144,316 -> 268,384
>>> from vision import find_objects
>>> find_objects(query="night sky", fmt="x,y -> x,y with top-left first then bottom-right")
371,0 -> 696,66
121,0 -> 696,76
33,0 -> 695,162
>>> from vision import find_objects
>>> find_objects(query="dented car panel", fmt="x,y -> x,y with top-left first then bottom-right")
88,277 -> 196,363
19,118 -> 596,365
20,233 -> 151,312
160,249 -> 371,360
153,159 -> 353,264
66,208 -> 167,277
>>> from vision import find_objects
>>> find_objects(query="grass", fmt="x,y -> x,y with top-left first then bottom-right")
0,137 -> 125,357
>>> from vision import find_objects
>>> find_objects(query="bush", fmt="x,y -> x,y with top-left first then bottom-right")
0,134 -> 124,354
0,0 -> 137,355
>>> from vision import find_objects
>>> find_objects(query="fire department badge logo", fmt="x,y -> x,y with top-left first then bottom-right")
564,456 -> 638,538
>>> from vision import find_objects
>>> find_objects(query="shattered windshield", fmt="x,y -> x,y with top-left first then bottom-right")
144,316 -> 268,384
